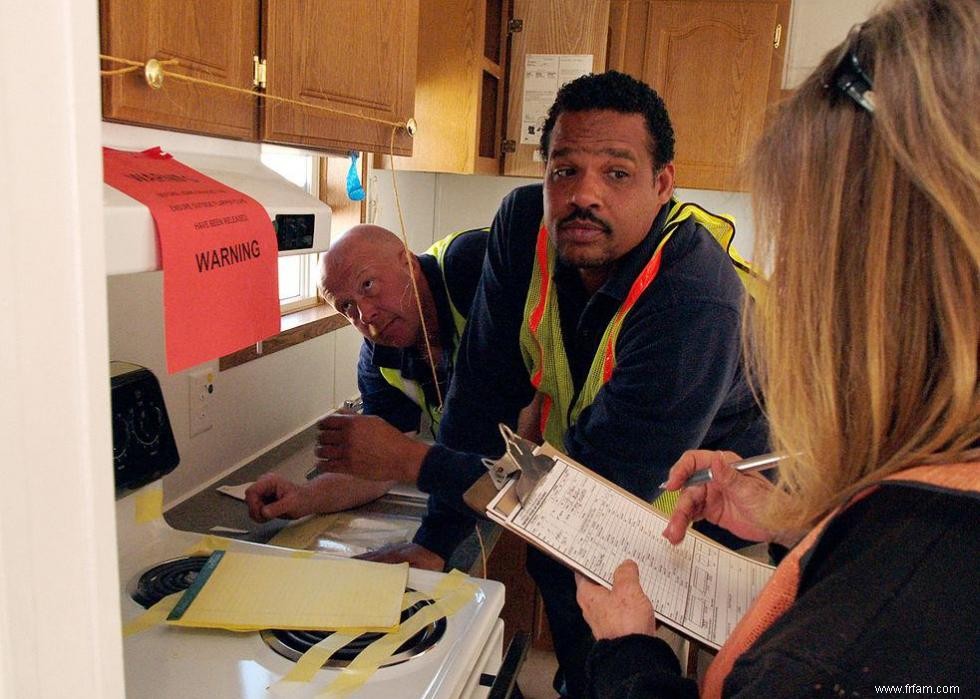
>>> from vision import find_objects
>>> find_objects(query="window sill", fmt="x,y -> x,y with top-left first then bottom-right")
218,304 -> 349,371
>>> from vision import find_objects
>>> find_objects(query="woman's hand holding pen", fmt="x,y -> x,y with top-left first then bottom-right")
661,450 -> 776,545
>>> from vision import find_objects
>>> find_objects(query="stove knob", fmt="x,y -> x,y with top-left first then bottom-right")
133,404 -> 163,446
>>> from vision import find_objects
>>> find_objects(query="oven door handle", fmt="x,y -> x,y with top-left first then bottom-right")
484,631 -> 530,699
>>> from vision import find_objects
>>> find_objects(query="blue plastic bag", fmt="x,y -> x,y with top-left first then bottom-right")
346,152 -> 365,201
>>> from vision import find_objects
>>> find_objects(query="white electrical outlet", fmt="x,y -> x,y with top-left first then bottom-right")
188,369 -> 214,437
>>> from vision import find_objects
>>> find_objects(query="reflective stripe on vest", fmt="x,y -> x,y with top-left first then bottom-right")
701,461 -> 980,698
518,200 -> 757,448
378,228 -> 487,434
377,367 -> 442,439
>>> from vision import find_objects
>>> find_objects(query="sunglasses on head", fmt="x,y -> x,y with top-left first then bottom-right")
823,24 -> 876,114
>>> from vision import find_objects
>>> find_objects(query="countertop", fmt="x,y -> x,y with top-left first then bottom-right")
164,424 -> 501,576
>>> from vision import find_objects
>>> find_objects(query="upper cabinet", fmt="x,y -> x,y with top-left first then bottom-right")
390,0 -> 610,178
99,0 -> 419,155
99,0 -> 259,140
385,0 -> 510,174
262,2 -> 418,156
609,0 -> 790,191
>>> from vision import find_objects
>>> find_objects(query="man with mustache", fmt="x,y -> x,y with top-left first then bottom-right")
317,72 -> 767,696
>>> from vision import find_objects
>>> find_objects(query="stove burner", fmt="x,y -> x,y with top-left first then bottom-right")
260,597 -> 446,668
129,556 -> 212,609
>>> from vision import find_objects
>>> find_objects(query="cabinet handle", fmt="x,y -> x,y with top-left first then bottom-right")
773,23 -> 782,49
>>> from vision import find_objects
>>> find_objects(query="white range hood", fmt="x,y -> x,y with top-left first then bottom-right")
102,123 -> 331,275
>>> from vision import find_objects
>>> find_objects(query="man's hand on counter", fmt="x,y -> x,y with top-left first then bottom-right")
245,472 -> 395,523
245,473 -> 317,522
355,542 -> 444,571
314,413 -> 431,483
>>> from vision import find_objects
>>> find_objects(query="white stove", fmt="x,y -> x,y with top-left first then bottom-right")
116,486 -> 506,699
111,364 -> 509,699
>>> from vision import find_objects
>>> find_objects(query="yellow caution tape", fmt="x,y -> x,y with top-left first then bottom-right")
317,571 -> 477,698
135,487 -> 164,523
122,591 -> 181,637
185,535 -> 234,556
271,591 -> 429,690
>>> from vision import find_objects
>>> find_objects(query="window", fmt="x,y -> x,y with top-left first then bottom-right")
260,145 -> 323,314
220,147 -> 364,370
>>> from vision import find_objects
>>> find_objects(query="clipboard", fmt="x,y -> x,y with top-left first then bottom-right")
464,426 -> 775,649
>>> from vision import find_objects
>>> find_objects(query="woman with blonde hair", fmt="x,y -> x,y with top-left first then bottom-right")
576,0 -> 980,695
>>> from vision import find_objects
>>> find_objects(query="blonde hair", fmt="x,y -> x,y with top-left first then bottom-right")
748,0 -> 980,531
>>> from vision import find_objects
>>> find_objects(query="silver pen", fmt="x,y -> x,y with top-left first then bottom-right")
659,452 -> 785,490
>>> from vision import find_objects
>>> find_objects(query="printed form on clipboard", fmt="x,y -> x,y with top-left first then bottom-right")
470,425 -> 775,650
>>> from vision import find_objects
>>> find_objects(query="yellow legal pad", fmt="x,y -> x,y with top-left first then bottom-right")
165,550 -> 409,633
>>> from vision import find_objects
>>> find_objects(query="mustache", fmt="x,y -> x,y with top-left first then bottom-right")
557,207 -> 611,232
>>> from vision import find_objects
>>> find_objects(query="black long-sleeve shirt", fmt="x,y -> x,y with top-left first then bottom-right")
413,184 -> 767,560
585,484 -> 980,697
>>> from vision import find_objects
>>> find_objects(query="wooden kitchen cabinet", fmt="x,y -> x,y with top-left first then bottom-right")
608,0 -> 790,190
100,0 -> 419,155
262,1 -> 418,156
383,0 -> 510,174
493,0 -> 787,188
99,0 -> 259,140
502,0 -> 611,178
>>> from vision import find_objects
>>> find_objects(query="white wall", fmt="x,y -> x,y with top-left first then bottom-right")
367,170 -> 540,249
783,0 -> 883,88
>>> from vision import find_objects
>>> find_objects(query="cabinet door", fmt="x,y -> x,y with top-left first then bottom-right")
388,0 -> 509,175
641,1 -> 788,190
100,0 -> 259,140
503,0 -> 611,177
262,0 -> 419,156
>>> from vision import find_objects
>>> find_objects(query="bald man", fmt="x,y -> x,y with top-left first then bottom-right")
245,225 -> 488,548
320,224 -> 488,437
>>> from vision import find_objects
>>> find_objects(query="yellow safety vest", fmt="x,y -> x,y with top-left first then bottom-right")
378,229 -> 485,435
518,199 -> 760,456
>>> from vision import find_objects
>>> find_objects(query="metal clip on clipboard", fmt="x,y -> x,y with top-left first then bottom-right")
481,424 -> 556,505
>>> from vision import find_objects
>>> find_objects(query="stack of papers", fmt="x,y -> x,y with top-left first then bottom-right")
166,550 -> 409,632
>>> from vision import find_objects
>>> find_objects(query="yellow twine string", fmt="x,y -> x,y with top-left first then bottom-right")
388,128 -> 444,411
100,66 -> 142,76
99,54 -> 406,129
